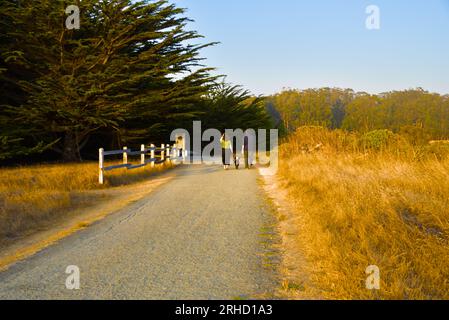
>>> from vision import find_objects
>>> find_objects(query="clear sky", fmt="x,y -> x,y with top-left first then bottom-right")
171,0 -> 449,95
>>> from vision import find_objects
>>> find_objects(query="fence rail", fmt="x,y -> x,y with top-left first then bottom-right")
98,143 -> 185,184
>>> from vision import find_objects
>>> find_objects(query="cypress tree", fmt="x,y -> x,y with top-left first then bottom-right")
1,0 -> 216,161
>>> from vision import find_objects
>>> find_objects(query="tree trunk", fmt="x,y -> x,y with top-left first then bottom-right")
62,131 -> 82,162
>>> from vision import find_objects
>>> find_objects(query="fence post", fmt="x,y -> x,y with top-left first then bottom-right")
150,144 -> 155,168
141,144 -> 145,165
161,144 -> 165,163
123,147 -> 128,165
166,144 -> 171,163
99,148 -> 104,185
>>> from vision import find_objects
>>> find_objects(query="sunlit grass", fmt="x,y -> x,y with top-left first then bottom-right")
279,127 -> 449,299
0,160 -> 174,242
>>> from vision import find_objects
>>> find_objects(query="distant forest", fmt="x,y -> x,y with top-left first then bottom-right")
266,88 -> 449,144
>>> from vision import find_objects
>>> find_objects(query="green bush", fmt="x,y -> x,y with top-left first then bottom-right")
359,130 -> 396,150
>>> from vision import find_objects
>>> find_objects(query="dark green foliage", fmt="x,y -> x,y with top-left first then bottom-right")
198,82 -> 273,132
1,0 -> 273,163
0,0 -> 219,161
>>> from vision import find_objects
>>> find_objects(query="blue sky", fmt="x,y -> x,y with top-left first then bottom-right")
171,0 -> 449,95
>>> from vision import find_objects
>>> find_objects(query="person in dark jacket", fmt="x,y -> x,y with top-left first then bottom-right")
242,130 -> 256,169
220,133 -> 232,170
243,135 -> 250,169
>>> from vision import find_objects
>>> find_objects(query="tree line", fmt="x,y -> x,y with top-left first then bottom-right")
0,0 -> 272,163
266,88 -> 449,144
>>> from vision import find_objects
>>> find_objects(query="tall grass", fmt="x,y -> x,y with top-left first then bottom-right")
279,127 -> 449,299
0,161 -> 173,243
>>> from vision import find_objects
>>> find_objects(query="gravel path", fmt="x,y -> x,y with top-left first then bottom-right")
0,165 -> 278,299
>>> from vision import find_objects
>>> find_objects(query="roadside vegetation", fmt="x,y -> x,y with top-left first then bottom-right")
278,126 -> 449,299
0,161 -> 173,246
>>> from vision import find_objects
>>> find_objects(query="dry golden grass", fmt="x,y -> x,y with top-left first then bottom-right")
0,160 -> 173,243
278,127 -> 449,299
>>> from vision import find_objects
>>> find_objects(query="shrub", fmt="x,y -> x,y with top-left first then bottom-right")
359,129 -> 397,150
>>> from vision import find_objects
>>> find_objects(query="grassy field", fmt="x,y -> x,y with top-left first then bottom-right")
278,127 -> 449,299
0,160 -> 173,244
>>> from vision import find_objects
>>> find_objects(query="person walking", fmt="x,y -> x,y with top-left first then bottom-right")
233,142 -> 240,170
175,136 -> 184,160
220,133 -> 232,170
242,130 -> 255,169
242,134 -> 248,169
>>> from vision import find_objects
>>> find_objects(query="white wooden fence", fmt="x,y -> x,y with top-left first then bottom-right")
98,144 -> 185,184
